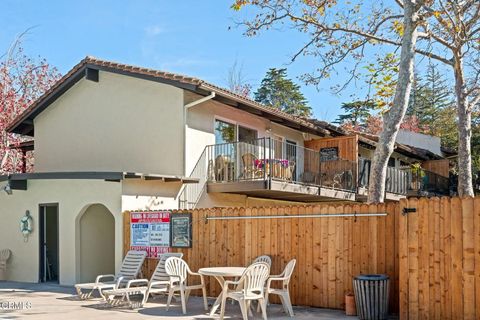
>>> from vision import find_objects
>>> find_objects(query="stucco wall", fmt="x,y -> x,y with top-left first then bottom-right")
79,204 -> 115,283
0,179 -> 122,285
34,71 -> 184,175
185,91 -> 319,175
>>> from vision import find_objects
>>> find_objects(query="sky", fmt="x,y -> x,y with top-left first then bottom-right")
0,0 -> 366,122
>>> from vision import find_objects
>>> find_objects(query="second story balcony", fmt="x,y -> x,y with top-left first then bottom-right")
357,158 -> 451,200
205,138 -> 357,202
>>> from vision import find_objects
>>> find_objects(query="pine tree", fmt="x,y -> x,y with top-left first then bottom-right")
408,63 -> 453,135
335,100 -> 376,130
254,68 -> 311,117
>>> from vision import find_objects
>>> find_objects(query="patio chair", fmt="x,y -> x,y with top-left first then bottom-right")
220,262 -> 270,320
165,257 -> 208,315
253,255 -> 272,268
0,249 -> 11,280
258,259 -> 296,317
74,250 -> 147,300
287,160 -> 296,181
102,252 -> 183,308
242,153 -> 262,179
230,254 -> 272,305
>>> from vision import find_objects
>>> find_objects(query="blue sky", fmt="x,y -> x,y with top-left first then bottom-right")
0,0 -> 365,121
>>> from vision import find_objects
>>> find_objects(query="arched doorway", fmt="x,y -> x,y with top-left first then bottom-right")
77,204 -> 115,283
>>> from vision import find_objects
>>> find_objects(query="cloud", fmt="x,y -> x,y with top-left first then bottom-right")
144,25 -> 165,36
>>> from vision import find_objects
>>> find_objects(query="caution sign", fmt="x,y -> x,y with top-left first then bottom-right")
130,211 -> 171,258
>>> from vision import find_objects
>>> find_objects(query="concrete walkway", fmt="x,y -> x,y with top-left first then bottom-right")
0,282 -> 356,319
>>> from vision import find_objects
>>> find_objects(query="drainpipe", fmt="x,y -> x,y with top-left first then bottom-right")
183,91 -> 216,176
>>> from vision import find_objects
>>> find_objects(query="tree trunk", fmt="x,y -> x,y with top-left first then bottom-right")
453,55 -> 474,196
367,0 -> 420,203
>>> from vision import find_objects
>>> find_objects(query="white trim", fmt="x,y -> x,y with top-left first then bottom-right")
213,116 -> 260,143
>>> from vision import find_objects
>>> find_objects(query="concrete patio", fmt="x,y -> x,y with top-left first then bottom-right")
0,282 -> 355,319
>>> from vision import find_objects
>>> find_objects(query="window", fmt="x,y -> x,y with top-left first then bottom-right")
238,126 -> 257,143
215,120 -> 236,144
388,158 -> 396,167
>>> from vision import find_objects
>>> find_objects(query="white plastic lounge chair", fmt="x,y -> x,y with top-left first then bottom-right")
165,257 -> 208,315
102,252 -> 183,308
74,250 -> 147,300
258,259 -> 296,317
0,249 -> 11,280
220,262 -> 270,320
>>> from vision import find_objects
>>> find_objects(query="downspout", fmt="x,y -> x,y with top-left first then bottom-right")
183,91 -> 216,177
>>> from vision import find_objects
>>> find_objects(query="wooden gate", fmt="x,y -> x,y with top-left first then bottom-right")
398,197 -> 480,319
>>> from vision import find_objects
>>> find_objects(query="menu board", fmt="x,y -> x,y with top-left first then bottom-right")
130,211 -> 171,258
170,213 -> 192,248
320,147 -> 339,161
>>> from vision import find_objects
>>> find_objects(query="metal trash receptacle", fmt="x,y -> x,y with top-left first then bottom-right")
353,274 -> 389,320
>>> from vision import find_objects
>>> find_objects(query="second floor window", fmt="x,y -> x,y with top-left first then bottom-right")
215,120 -> 236,144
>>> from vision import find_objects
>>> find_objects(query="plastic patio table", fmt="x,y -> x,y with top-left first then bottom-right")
198,267 -> 246,316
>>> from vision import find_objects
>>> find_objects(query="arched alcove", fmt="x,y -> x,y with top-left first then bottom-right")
77,204 -> 115,283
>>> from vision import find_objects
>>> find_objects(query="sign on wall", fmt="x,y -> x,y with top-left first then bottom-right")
170,213 -> 192,248
320,147 -> 339,161
130,211 -> 171,258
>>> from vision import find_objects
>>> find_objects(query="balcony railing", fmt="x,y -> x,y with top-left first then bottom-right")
358,158 -> 408,195
206,138 -> 357,192
408,167 -> 450,196
358,158 -> 450,196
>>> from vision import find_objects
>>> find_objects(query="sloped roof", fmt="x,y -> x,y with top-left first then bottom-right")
7,56 -> 329,137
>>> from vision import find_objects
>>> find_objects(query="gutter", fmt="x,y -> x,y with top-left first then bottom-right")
183,91 -> 216,177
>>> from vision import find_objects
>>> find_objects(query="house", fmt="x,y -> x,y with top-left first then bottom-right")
0,57 -> 451,285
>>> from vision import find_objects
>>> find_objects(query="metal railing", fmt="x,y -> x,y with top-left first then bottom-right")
358,158 -> 408,195
178,148 -> 208,210
358,158 -> 450,196
206,137 -> 357,192
407,167 -> 450,196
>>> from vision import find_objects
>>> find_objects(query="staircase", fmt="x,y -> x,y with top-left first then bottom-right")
178,148 -> 209,209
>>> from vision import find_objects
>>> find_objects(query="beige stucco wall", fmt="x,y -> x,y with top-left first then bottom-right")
184,91 -> 321,175
34,71 -> 185,175
121,179 -> 184,210
79,204 -> 115,283
0,179 -> 122,285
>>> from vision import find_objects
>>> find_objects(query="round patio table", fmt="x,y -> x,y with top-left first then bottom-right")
199,267 -> 246,316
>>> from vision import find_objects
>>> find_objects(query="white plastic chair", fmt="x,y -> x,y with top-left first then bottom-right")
102,252 -> 183,307
75,250 -> 147,300
253,255 -> 272,268
220,262 -> 270,320
165,257 -> 208,314
0,249 -> 11,280
260,259 -> 296,317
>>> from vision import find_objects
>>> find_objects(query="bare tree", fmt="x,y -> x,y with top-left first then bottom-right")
233,0 -> 425,202
226,59 -> 252,97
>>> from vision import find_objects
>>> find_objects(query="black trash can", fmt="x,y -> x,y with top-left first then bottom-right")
353,274 -> 389,320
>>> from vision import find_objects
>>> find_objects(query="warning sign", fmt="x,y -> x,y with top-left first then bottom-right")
130,211 -> 171,258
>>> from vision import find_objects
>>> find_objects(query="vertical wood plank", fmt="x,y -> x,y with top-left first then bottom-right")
462,197 -> 475,320
451,197 -> 463,319
398,199 -> 409,320
408,198 -> 419,320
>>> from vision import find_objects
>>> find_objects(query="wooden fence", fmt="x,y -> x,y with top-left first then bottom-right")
398,197 -> 480,319
124,202 -> 400,312
123,197 -> 480,318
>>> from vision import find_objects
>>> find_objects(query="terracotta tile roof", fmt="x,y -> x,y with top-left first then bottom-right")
7,56 -> 329,136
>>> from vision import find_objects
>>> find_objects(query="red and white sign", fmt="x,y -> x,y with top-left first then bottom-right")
130,211 -> 171,258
